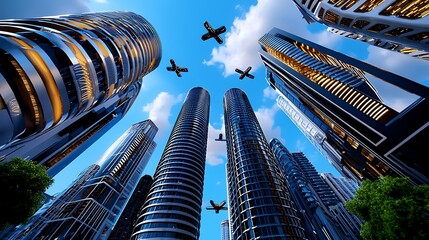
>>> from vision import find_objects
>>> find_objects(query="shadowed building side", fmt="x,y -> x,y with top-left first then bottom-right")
108,175 -> 153,240
0,11 -> 162,176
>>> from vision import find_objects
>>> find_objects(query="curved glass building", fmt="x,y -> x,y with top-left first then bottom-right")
0,11 -> 161,175
132,87 -> 210,240
223,88 -> 306,239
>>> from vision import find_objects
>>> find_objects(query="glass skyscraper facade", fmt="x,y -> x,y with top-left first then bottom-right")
221,220 -> 230,240
291,0 -> 429,60
108,174 -> 153,240
132,87 -> 210,240
259,27 -> 429,185
270,138 -> 360,240
0,11 -> 161,176
321,172 -> 359,205
223,88 -> 306,239
7,120 -> 157,239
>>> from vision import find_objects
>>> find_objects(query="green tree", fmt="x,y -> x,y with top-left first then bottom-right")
0,157 -> 53,230
345,176 -> 429,240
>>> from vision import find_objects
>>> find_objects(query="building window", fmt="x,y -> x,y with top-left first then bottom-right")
367,23 -> 390,33
352,20 -> 370,29
399,47 -> 417,54
334,0 -> 348,8
346,136 -> 359,149
324,10 -> 340,24
361,148 -> 374,161
380,0 -> 429,19
332,125 -> 346,138
384,27 -> 413,36
341,0 -> 359,10
355,0 -> 386,13
340,17 -> 353,27
406,32 -> 429,41
318,7 -> 325,19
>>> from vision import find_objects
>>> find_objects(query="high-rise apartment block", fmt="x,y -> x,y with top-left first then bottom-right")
132,87 -> 210,240
108,175 -> 153,240
270,138 -> 361,239
291,0 -> 429,60
0,11 -> 161,175
220,220 -> 230,240
259,27 -> 429,184
321,172 -> 359,204
270,138 -> 361,240
223,88 -> 307,239
7,120 -> 157,239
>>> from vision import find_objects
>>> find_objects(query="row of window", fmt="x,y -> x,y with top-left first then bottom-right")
320,7 -> 429,41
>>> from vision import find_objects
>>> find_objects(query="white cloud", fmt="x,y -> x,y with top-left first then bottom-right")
263,87 -> 278,100
254,104 -> 283,143
206,116 -> 227,166
294,138 -> 308,152
365,46 -> 429,87
93,0 -> 108,3
143,92 -> 183,138
362,46 -> 429,112
0,0 -> 89,19
204,0 -> 342,76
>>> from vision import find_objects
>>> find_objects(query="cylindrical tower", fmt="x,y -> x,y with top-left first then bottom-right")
223,88 -> 307,239
132,87 -> 210,240
0,11 -> 161,175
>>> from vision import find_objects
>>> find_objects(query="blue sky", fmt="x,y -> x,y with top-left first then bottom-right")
2,0 -> 429,239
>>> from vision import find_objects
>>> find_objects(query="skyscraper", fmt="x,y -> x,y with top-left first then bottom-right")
108,175 -> 153,240
8,120 -> 157,239
270,138 -> 360,240
259,27 -> 429,184
1,164 -> 100,240
223,88 -> 307,239
220,220 -> 230,240
291,0 -> 429,60
132,87 -> 210,240
0,11 -> 162,176
321,172 -> 359,205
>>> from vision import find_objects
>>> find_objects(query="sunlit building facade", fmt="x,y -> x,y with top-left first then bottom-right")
132,87 -> 210,240
7,120 -> 157,240
223,88 -> 307,239
0,11 -> 162,176
270,138 -> 360,240
259,28 -> 429,185
291,0 -> 429,60
108,174 -> 153,240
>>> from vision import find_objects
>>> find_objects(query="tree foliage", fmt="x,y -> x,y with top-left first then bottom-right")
0,157 -> 53,230
345,176 -> 429,240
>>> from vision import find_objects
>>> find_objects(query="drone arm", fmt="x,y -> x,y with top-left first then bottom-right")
201,32 -> 212,41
